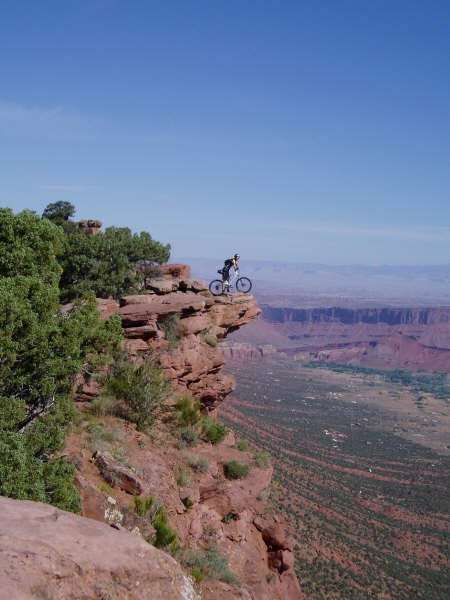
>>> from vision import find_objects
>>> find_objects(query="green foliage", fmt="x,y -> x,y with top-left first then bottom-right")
255,451 -> 271,468
175,395 -> 201,426
133,494 -> 154,517
222,510 -> 240,524
224,460 -> 250,480
42,201 -> 75,227
107,355 -> 169,430
201,418 -> 228,445
0,208 -> 121,512
190,566 -> 204,583
160,312 -> 181,350
89,395 -> 121,417
59,226 -> 171,301
176,468 -> 191,487
111,445 -> 130,466
0,432 -> 46,501
152,506 -> 180,555
43,458 -> 81,513
98,481 -> 113,495
182,546 -> 239,586
201,328 -> 218,347
235,439 -> 249,451
178,426 -> 198,447
187,454 -> 209,473
134,496 -> 179,554
182,496 -> 194,509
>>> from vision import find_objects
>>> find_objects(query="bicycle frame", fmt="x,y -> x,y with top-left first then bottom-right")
223,269 -> 240,289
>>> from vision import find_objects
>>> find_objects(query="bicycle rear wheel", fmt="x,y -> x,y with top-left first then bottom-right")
209,279 -> 224,296
236,277 -> 252,293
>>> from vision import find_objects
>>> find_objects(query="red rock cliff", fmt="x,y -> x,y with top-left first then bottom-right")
71,265 -> 301,600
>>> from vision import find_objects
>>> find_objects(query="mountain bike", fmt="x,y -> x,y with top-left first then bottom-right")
209,269 -> 252,296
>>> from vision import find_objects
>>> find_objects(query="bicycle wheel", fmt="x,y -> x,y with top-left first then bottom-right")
209,279 -> 224,296
236,277 -> 252,293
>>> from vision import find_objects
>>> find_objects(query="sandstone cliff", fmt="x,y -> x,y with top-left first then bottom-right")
5,264 -> 299,600
261,305 -> 450,326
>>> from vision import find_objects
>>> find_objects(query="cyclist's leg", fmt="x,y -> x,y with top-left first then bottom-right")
222,267 -> 230,289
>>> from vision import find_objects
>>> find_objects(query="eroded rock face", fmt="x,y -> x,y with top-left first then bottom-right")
67,265 -> 301,599
0,496 -> 198,600
84,268 -> 260,410
77,219 -> 103,235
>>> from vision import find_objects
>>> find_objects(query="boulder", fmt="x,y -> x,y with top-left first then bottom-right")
0,496 -> 198,600
96,297 -> 120,319
148,277 -> 179,294
93,450 -> 144,495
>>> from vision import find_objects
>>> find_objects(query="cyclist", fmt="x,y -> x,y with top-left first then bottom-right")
219,253 -> 240,289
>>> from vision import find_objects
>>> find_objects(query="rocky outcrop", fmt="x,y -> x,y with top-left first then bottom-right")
77,219 -> 102,235
76,266 -> 260,409
0,496 -> 198,600
93,450 -> 144,494
68,265 -> 301,599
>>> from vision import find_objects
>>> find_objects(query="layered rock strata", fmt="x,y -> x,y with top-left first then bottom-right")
77,265 -> 260,409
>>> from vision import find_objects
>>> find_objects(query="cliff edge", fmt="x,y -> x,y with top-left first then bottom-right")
1,264 -> 300,600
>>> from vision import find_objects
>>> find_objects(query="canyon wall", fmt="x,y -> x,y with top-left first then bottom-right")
261,305 -> 450,326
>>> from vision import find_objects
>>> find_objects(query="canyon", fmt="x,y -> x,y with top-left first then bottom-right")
229,303 -> 450,371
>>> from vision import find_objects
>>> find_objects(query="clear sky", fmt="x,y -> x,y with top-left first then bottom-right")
1,0 -> 449,265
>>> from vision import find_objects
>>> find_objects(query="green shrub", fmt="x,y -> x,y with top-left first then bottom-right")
182,545 -> 239,586
0,209 -> 122,512
175,395 -> 201,426
224,460 -> 250,480
204,333 -> 217,347
222,511 -> 240,524
255,451 -> 271,468
191,566 -> 204,583
152,506 -> 180,554
188,454 -> 209,473
160,313 -> 181,350
202,419 -> 227,445
98,481 -> 113,495
176,468 -> 192,487
89,395 -> 121,417
107,355 -> 169,430
133,494 -> 155,517
111,445 -> 130,466
235,439 -> 249,451
178,426 -> 198,447
182,496 -> 194,509
87,422 -> 106,453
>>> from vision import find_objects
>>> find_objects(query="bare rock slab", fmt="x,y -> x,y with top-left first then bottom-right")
0,496 -> 198,600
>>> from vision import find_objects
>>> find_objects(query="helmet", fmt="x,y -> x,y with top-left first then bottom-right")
234,253 -> 240,259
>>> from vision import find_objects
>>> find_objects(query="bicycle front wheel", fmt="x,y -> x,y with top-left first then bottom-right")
236,277 -> 252,293
209,279 -> 224,296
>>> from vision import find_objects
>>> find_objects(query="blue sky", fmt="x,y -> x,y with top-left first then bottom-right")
1,0 -> 449,264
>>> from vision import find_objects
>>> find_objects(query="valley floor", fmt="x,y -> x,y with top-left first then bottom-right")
219,358 -> 450,600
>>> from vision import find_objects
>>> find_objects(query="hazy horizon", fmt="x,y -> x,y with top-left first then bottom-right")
179,256 -> 450,305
